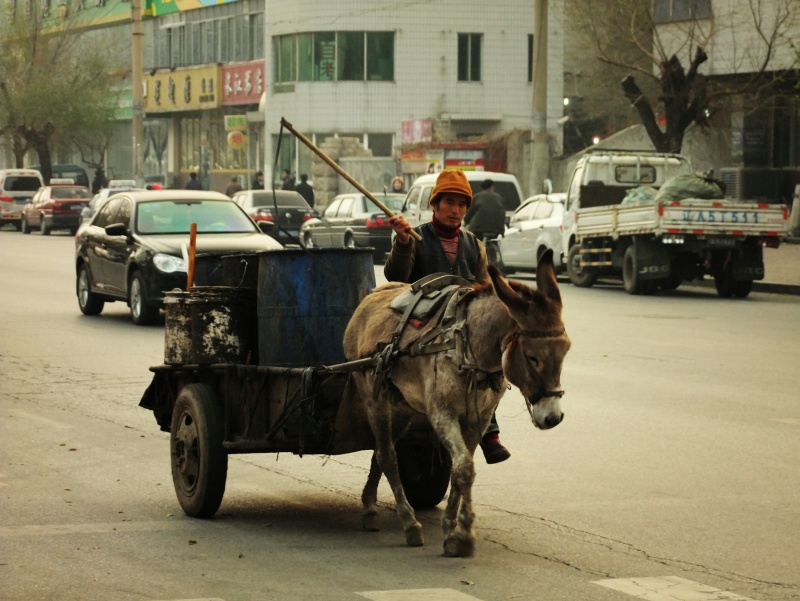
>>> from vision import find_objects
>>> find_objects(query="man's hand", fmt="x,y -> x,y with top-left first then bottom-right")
389,215 -> 413,245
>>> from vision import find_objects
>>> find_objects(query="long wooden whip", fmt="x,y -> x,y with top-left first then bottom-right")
280,118 -> 421,241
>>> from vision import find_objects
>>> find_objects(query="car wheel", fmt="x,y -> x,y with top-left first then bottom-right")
129,271 -> 159,325
303,233 -> 315,249
77,264 -> 104,315
622,245 -> 647,295
344,235 -> 356,249
566,245 -> 597,288
21,217 -> 31,235
170,383 -> 228,518
40,217 -> 51,236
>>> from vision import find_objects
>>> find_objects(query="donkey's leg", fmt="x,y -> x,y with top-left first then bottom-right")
366,402 -> 424,547
361,452 -> 382,532
429,413 -> 477,557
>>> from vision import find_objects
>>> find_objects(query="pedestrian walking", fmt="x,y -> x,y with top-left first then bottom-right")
185,172 -> 202,190
225,176 -> 243,197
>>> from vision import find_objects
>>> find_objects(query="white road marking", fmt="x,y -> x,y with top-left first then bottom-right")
358,589 -> 484,601
593,576 -> 759,601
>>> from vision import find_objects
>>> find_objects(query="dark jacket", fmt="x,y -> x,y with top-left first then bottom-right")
464,189 -> 506,237
295,181 -> 315,205
384,222 -> 488,284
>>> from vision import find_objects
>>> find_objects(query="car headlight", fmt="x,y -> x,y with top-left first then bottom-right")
153,253 -> 186,273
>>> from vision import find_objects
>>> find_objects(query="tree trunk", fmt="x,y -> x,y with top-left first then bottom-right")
18,122 -> 55,183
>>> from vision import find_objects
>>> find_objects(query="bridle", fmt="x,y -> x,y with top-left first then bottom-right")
506,328 -> 567,407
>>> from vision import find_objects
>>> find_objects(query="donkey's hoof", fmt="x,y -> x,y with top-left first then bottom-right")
405,523 -> 424,547
362,512 -> 379,532
442,533 -> 475,557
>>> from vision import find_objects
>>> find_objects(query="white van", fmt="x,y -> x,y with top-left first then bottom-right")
0,169 -> 45,230
398,170 -> 524,230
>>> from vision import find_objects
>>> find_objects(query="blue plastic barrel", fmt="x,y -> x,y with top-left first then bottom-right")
257,249 -> 375,366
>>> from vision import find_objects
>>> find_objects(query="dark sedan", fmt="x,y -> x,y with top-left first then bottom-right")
299,192 -> 405,261
75,190 -> 281,325
231,189 -> 318,247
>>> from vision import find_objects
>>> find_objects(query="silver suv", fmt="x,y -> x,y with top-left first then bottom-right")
0,169 -> 45,230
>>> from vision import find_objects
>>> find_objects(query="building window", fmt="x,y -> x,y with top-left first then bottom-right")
527,34 -> 533,83
458,33 -> 482,82
274,32 -> 395,84
653,0 -> 711,23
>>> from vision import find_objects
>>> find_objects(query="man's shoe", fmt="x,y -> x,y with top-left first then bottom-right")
480,434 -> 510,464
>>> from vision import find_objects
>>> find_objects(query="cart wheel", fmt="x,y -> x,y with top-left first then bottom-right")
170,383 -> 228,518
397,439 -> 452,509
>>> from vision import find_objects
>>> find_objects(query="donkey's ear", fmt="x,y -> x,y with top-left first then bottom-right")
536,249 -> 562,305
488,263 -> 528,313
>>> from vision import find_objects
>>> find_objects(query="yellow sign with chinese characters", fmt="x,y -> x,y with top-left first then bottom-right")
143,66 -> 221,112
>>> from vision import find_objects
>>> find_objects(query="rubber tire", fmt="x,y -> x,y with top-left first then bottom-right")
303,233 -> 315,249
21,217 -> 31,234
714,265 -> 735,298
567,245 -> 597,288
40,218 -> 51,236
129,271 -> 159,325
344,235 -> 356,249
622,245 -> 648,295
77,264 -> 105,315
170,384 -> 228,518
733,279 -> 753,298
397,439 -> 452,509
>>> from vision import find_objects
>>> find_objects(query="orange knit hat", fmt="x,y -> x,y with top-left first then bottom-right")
430,170 -> 473,207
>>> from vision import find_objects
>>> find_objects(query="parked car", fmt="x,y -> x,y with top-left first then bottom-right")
0,168 -> 45,230
75,190 -> 282,325
397,171 -> 525,233
486,193 -> 567,275
231,189 -> 318,246
21,184 -> 92,235
299,192 -> 405,260
81,180 -> 143,225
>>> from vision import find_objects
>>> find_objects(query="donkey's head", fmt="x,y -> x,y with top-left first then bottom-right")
488,250 -> 571,430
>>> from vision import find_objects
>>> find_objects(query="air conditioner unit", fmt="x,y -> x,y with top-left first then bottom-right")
719,168 -> 784,203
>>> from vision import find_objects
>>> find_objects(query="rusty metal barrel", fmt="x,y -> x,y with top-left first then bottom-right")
256,248 -> 375,366
164,286 -> 258,365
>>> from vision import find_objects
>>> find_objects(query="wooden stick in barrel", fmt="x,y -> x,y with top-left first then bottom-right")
186,222 -> 197,289
280,117 -> 422,241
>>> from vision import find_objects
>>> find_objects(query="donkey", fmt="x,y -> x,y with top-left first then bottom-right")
342,250 -> 570,557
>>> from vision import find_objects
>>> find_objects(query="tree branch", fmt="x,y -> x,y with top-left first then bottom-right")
621,74 -> 666,151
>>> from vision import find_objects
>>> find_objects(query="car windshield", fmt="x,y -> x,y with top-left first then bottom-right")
6,176 -> 41,192
136,200 -> 257,234
369,194 -> 405,212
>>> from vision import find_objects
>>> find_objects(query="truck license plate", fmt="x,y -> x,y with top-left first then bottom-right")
682,209 -> 760,224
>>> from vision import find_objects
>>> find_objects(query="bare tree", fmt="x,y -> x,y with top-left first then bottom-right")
0,9 -> 124,181
568,0 -> 799,153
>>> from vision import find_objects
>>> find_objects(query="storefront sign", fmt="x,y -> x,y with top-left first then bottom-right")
225,115 -> 247,131
227,131 -> 247,150
144,66 -> 221,112
402,119 -> 433,144
222,62 -> 265,106
150,0 -> 241,16
444,149 -> 484,171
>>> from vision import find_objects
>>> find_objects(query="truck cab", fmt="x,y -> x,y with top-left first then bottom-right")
560,150 -> 692,257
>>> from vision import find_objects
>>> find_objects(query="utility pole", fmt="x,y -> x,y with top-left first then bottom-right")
131,0 -> 144,186
530,0 -> 550,196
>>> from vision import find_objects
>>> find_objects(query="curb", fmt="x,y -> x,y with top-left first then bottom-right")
684,279 -> 800,297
